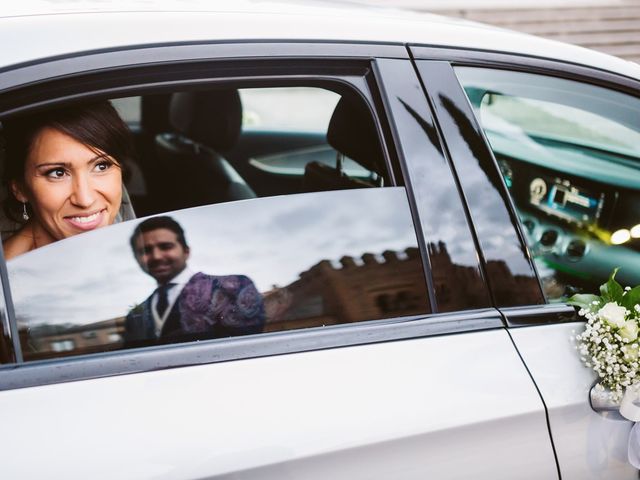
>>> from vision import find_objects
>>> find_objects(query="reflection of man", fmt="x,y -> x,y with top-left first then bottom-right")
124,216 -> 265,344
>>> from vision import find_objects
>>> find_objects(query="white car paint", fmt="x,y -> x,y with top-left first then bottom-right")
1,0 -> 639,80
0,329 -> 556,479
510,322 -> 637,479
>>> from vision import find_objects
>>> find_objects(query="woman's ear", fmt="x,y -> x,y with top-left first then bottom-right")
10,181 -> 28,203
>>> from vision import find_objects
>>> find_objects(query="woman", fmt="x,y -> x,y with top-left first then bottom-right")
1,101 -> 133,260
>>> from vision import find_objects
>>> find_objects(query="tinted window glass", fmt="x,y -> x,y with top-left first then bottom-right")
377,59 -> 494,311
456,67 -> 640,301
10,188 -> 429,360
1,79 -> 434,362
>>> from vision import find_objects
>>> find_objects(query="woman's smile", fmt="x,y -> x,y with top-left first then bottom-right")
64,208 -> 108,231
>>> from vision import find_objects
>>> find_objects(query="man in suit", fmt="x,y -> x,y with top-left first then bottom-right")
124,216 -> 265,345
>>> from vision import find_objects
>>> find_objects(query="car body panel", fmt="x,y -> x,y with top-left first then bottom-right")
1,1 -> 639,81
0,328 -> 557,479
509,322 -> 636,479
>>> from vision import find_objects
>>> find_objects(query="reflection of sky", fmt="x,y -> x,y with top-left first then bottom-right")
8,188 -> 419,327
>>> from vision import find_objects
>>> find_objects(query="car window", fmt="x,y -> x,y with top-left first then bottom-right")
0,81 -> 433,361
10,189 -> 429,360
456,67 -> 640,301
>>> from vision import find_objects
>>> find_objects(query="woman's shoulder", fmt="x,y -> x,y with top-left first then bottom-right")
3,229 -> 34,260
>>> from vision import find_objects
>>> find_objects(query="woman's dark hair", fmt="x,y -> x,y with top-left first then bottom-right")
1,100 -> 133,223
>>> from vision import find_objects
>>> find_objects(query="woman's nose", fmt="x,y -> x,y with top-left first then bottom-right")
69,173 -> 96,207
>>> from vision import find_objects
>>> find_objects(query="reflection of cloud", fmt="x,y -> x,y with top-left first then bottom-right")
438,92 -> 534,276
9,188 -> 420,328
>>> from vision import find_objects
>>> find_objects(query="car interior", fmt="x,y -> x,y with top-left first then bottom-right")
0,83 -> 390,240
112,85 -> 390,220
462,75 -> 640,299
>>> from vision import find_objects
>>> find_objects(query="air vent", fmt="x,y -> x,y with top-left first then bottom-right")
540,229 -> 558,247
566,239 -> 587,260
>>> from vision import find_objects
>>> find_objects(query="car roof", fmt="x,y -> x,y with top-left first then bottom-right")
2,0 -> 640,81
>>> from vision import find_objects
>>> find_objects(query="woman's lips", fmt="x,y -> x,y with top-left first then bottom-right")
64,209 -> 106,231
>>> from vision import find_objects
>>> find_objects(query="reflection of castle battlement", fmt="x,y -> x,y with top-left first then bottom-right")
264,247 -> 430,331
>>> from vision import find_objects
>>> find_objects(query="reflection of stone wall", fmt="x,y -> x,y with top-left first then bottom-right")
264,247 -> 430,332
428,241 -> 486,311
429,241 -> 541,310
264,242 -> 542,330
20,242 -> 541,359
20,317 -> 124,361
485,260 -> 542,307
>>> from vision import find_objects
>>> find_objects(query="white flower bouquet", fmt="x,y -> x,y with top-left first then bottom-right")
568,269 -> 640,404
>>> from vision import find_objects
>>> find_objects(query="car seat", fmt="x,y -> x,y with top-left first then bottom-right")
303,96 -> 386,192
153,89 -> 256,212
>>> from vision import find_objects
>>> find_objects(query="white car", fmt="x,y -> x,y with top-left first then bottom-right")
1,1 -> 639,478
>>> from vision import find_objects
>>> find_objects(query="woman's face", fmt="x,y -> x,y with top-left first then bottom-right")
12,127 -> 122,241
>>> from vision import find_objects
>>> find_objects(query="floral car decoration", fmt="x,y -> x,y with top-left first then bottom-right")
569,269 -> 640,403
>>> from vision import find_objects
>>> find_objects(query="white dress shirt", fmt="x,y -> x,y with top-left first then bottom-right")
151,266 -> 196,336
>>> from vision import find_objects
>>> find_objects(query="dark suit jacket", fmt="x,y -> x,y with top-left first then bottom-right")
124,272 -> 265,345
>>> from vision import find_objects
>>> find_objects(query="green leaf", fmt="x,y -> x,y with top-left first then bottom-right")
567,293 -> 601,310
622,285 -> 640,311
600,268 -> 623,303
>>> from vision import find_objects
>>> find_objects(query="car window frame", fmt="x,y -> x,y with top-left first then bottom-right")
0,41 -> 503,389
411,45 -> 640,326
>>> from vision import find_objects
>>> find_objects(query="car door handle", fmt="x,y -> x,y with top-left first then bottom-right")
590,385 -> 629,421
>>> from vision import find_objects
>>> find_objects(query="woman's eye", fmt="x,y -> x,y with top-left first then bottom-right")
45,168 -> 66,179
94,160 -> 113,172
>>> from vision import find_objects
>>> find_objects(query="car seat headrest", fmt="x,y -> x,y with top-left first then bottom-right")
327,97 -> 384,174
141,95 -> 172,135
169,89 -> 242,151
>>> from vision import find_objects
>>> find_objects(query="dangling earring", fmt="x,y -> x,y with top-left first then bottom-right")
22,203 -> 29,221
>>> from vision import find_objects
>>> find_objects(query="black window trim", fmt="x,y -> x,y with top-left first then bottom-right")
0,40 -> 409,94
412,58 -> 546,312
372,57 -> 496,313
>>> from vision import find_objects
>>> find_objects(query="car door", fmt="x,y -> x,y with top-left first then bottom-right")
0,42 -> 556,479
412,46 -> 640,478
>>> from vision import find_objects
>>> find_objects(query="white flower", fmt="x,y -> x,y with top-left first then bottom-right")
623,344 -> 640,361
620,320 -> 639,342
599,302 -> 628,328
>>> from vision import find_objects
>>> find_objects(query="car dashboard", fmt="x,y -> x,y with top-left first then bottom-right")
493,143 -> 640,293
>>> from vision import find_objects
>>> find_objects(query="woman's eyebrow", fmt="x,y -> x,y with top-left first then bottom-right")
89,153 -> 109,162
34,161 -> 71,169
34,154 -> 109,169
